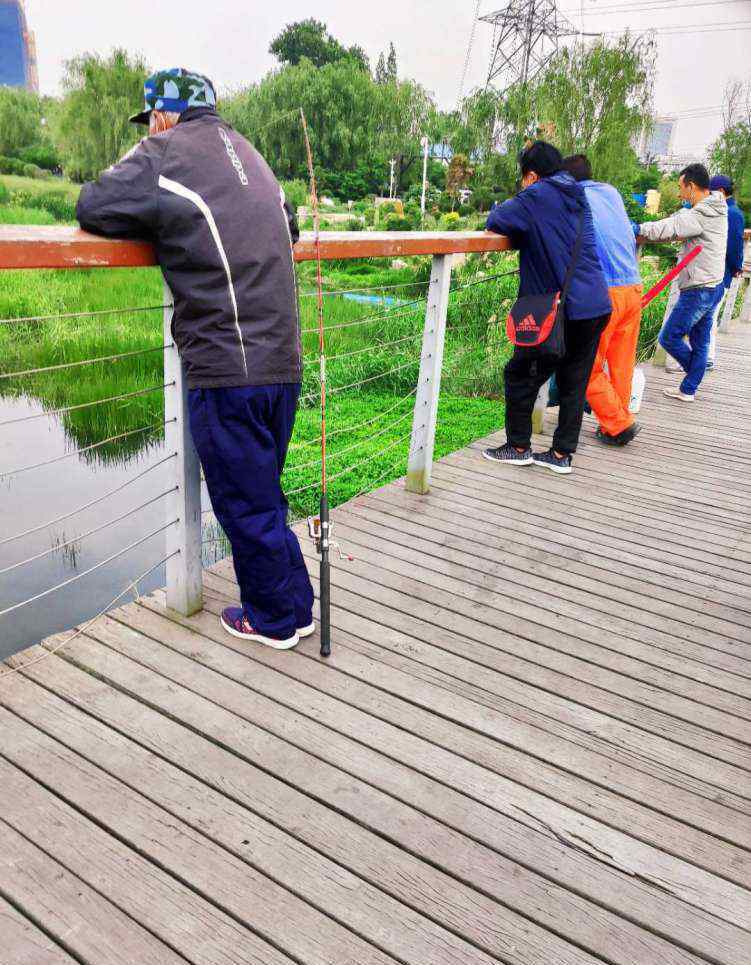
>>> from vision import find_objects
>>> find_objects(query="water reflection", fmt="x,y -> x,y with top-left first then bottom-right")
0,395 -> 227,661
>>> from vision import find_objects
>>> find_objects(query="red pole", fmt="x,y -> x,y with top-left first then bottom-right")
641,245 -> 702,308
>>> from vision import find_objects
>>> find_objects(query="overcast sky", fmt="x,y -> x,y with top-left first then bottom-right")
25,0 -> 751,156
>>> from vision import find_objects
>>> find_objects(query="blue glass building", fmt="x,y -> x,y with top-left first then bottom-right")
0,1 -> 37,90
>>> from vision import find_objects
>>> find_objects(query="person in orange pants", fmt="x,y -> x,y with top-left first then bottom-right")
586,283 -> 642,440
563,155 -> 642,446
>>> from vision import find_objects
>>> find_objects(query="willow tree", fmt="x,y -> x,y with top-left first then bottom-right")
710,79 -> 751,205
222,57 -> 380,185
52,50 -> 148,181
534,34 -> 656,190
0,88 -> 43,158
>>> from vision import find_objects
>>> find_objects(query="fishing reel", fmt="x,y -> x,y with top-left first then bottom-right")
307,515 -> 353,562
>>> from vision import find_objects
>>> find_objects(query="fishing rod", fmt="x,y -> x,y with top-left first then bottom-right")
300,109 -> 333,659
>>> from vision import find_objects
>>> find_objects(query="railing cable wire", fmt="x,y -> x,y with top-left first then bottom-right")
0,519 -> 178,619
0,486 -> 178,577
1,420 -> 173,479
0,452 -> 177,548
0,382 -> 174,427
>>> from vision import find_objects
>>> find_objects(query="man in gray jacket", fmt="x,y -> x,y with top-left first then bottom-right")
77,68 -> 314,650
637,163 -> 727,401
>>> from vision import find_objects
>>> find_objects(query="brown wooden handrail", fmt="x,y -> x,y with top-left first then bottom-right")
0,226 -> 512,270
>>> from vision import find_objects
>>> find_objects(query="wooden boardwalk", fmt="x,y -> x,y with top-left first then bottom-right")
2,327 -> 750,965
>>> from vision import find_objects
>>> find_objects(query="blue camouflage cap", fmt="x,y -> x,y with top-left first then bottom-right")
129,67 -> 217,125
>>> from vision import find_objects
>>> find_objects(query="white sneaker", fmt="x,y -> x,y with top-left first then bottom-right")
663,388 -> 695,402
298,622 -> 316,639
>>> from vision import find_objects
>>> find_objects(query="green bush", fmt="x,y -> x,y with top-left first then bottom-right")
22,163 -> 44,179
0,156 -> 26,176
384,214 -> 412,231
346,218 -> 364,231
280,178 -> 307,212
363,206 -> 376,226
18,142 -> 60,171
0,181 -> 9,204
441,211 -> 462,230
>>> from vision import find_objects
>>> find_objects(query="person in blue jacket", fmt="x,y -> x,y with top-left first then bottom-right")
483,141 -> 611,475
706,174 -> 745,370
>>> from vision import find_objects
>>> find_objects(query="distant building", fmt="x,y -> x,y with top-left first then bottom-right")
639,116 -> 677,164
0,0 -> 38,91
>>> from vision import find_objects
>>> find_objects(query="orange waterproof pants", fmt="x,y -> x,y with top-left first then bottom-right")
586,283 -> 642,437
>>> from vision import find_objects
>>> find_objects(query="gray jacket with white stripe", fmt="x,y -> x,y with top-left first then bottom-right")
77,108 -> 302,390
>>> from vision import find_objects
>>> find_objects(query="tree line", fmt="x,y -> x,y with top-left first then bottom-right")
1,18 -> 749,218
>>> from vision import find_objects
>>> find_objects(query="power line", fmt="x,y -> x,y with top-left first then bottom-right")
562,0 -> 744,14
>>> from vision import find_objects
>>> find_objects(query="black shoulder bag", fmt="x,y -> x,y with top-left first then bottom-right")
505,210 -> 586,361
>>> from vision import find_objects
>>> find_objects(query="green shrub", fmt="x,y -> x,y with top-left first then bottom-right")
280,178 -> 307,212
0,181 -> 9,204
384,214 -> 412,231
21,162 -> 45,179
363,206 -> 376,226
346,218 -> 364,231
18,142 -> 60,171
441,211 -> 461,229
7,188 -> 76,222
0,156 -> 26,176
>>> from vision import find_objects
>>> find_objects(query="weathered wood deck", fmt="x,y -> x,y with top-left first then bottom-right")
2,327 -> 750,965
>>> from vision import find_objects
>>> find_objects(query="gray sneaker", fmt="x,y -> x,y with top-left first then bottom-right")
482,442 -> 534,466
532,448 -> 573,474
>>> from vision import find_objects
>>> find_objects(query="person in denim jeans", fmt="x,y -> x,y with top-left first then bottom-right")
659,284 -> 724,397
637,163 -> 727,402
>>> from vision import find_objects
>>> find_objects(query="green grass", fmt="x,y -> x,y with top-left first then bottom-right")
0,174 -> 81,201
0,206 -> 57,225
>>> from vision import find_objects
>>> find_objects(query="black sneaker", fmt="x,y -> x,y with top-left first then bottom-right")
595,423 -> 642,447
482,442 -> 533,466
532,448 -> 573,474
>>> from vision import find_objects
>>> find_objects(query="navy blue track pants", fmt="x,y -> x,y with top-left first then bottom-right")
188,384 -> 314,639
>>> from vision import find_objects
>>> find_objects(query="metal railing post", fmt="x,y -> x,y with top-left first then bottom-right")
741,277 -> 751,324
406,254 -> 452,495
718,275 -> 742,333
163,282 -> 203,615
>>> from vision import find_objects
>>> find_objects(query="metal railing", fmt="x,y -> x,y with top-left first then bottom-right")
0,226 -> 510,628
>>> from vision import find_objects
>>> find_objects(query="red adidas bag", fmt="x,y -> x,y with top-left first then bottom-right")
506,211 -> 585,360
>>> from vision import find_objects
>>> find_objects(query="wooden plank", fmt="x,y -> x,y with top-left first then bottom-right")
0,757 -> 298,965
116,592 -> 751,915
0,696 -> 402,965
350,490 -> 751,642
461,441 -> 751,537
400,482 -> 751,619
0,225 -> 510,270
331,506 -> 751,702
436,456 -> 751,577
289,544 -> 751,774
278,561 -> 751,819
426,474 -> 751,613
0,817 -> 187,965
13,629 -> 751,964
2,649 -> 628,965
0,895 -> 77,965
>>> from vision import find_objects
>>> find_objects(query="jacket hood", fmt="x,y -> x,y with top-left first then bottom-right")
694,190 -> 727,219
544,170 -> 586,214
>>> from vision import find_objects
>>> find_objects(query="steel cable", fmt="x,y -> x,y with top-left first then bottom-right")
0,344 -> 170,381
0,487 -> 178,577
1,420 -> 173,479
0,382 -> 173,427
0,519 -> 178,619
0,305 -> 170,327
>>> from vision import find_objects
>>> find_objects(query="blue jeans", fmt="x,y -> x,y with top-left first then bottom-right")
659,285 -> 724,395
188,384 -> 314,639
